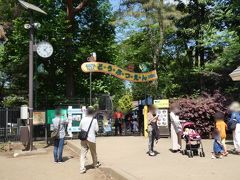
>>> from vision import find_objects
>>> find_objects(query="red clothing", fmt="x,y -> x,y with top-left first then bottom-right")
114,112 -> 123,119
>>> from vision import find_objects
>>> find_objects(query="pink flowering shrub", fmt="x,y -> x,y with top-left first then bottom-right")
171,91 -> 228,138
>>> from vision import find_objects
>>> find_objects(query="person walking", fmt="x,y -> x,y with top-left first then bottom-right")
52,108 -> 66,163
229,102 -> 240,154
170,104 -> 183,152
147,105 -> 159,156
214,112 -> 228,155
79,106 -> 101,174
212,129 -> 226,159
113,110 -> 123,135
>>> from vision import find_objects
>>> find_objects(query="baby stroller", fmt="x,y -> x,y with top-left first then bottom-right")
181,122 -> 205,158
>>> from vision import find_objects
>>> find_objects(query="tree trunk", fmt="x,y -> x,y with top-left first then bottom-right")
66,65 -> 74,98
156,0 -> 164,69
65,0 -> 74,98
194,41 -> 199,67
65,0 -> 89,98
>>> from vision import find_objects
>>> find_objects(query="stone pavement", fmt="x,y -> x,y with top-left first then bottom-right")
67,136 -> 240,180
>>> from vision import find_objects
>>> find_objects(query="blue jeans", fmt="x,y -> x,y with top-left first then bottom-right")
53,138 -> 64,162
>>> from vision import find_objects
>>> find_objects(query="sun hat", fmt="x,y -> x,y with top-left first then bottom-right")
229,102 -> 240,112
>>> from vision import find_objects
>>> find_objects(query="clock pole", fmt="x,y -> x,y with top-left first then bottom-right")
29,13 -> 34,151
18,0 -> 47,151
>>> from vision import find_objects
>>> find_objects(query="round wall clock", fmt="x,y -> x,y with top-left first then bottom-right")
36,41 -> 53,58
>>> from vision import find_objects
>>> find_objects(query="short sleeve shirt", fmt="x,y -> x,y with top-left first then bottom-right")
216,120 -> 227,139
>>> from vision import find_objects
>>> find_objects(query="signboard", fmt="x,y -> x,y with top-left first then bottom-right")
67,107 -> 86,136
154,99 -> 170,137
47,109 -> 67,124
81,62 -> 158,82
154,99 -> 169,108
156,109 -> 169,127
33,111 -> 45,125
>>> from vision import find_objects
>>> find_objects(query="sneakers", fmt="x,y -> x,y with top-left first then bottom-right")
211,155 -> 216,159
94,162 -> 101,168
80,168 -> 86,174
149,151 -> 155,156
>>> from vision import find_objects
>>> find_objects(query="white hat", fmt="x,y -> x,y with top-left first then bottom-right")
229,102 -> 240,112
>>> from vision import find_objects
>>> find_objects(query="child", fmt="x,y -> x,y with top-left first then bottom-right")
212,129 -> 226,159
214,112 -> 228,155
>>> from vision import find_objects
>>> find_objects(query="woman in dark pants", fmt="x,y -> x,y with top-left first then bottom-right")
52,109 -> 66,163
147,106 -> 159,156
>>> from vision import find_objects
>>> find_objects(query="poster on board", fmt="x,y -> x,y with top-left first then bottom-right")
33,111 -> 46,125
156,109 -> 168,127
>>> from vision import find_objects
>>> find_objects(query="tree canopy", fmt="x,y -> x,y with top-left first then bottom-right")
0,0 -> 240,108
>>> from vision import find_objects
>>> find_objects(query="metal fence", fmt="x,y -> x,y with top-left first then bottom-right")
0,108 -> 20,142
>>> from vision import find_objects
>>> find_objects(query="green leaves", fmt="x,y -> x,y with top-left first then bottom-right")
0,0 -> 118,107
117,92 -> 133,114
2,94 -> 27,107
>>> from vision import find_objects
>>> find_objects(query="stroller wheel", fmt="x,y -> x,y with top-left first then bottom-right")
200,152 -> 205,157
190,151 -> 194,158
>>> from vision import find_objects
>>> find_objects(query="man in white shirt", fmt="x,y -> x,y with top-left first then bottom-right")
79,106 -> 100,174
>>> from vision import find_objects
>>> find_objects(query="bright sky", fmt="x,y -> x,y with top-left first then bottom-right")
109,0 -> 189,41
109,0 -> 189,11
109,0 -> 121,11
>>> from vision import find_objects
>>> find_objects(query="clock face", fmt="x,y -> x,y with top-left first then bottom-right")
36,41 -> 53,58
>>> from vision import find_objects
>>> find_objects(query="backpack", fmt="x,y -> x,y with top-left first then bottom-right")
230,118 -> 238,131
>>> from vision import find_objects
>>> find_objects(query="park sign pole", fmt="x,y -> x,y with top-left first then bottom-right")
87,52 -> 97,106
18,0 -> 47,151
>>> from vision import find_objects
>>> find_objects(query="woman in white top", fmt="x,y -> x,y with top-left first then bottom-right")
170,104 -> 183,152
147,105 -> 159,156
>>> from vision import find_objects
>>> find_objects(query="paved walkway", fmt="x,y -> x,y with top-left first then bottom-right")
0,147 -> 110,180
68,137 -> 240,180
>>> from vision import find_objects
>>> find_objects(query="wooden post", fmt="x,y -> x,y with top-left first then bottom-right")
143,105 -> 148,137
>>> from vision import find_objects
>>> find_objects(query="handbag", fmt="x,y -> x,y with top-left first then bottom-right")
51,120 -> 60,140
230,118 -> 238,130
79,118 -> 94,141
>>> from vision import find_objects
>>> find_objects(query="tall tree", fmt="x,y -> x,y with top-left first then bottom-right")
65,0 -> 89,98
0,0 -> 117,108
120,0 -> 165,68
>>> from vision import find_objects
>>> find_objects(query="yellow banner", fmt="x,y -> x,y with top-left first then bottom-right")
81,62 -> 158,82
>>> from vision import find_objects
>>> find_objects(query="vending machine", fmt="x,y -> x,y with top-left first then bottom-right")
67,106 -> 86,138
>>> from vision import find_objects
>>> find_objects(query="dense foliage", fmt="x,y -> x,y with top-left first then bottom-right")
172,91 -> 229,137
117,92 -> 133,114
0,0 -> 124,108
116,0 -> 240,100
0,0 -> 240,112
